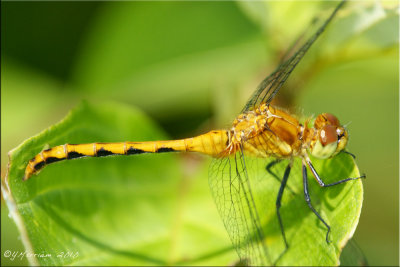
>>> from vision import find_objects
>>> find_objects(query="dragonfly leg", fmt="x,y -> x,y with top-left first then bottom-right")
276,163 -> 292,249
266,159 -> 281,182
266,160 -> 296,195
302,163 -> 331,243
306,159 -> 366,187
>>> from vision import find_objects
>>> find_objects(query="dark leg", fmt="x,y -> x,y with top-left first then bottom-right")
342,150 -> 356,159
273,163 -> 292,265
302,163 -> 331,244
276,163 -> 292,249
266,159 -> 282,183
306,159 -> 366,188
266,160 -> 296,195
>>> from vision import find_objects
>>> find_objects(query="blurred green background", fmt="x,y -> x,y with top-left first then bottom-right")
1,1 -> 398,266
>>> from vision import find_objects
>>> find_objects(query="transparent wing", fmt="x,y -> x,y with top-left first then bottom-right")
208,149 -> 364,265
209,152 -> 270,266
208,146 -> 302,266
242,0 -> 346,112
340,239 -> 369,266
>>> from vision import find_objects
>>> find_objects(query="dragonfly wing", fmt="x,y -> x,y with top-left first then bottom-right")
242,0 -> 346,112
209,152 -> 272,266
340,239 -> 369,266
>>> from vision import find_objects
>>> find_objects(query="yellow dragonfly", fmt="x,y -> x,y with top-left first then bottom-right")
23,0 -> 364,265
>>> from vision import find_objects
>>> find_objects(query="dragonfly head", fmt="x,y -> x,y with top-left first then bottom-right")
309,113 -> 348,159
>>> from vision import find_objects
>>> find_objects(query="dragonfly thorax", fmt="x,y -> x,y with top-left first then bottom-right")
231,112 -> 267,143
225,106 -> 348,161
227,104 -> 303,158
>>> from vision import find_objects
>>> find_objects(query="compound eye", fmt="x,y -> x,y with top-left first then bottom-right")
320,125 -> 338,146
324,113 -> 340,127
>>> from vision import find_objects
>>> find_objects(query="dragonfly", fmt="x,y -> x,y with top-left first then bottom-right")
23,0 -> 364,265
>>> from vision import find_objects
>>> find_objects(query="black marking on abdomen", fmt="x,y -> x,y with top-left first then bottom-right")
45,157 -> 64,164
127,147 -> 145,155
67,152 -> 86,159
96,148 -> 115,157
156,147 -> 175,153
34,161 -> 45,171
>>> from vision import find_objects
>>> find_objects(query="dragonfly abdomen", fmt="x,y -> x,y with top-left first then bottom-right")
23,130 -> 229,181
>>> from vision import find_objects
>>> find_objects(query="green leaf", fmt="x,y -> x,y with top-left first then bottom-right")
255,155 -> 364,266
3,101 -> 236,266
214,153 -> 363,266
3,101 -> 363,266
